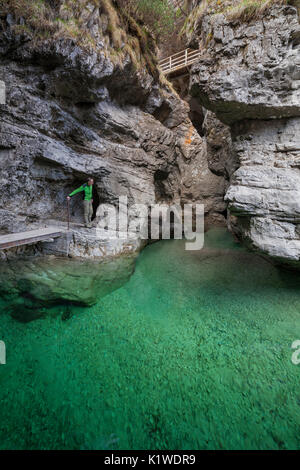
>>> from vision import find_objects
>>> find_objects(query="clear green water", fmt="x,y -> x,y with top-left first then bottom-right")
0,228 -> 300,450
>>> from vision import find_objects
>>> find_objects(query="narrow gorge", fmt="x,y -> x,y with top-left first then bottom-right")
0,0 -> 300,452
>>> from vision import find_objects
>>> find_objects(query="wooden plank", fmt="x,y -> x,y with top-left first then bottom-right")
0,227 -> 65,250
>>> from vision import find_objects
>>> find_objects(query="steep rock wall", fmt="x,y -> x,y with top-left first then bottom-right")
0,1 -> 230,306
188,1 -> 300,267
0,1 -> 225,262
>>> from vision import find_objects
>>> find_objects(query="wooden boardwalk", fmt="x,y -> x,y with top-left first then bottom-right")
0,227 -> 65,250
159,48 -> 200,76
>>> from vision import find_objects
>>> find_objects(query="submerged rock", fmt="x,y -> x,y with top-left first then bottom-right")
61,305 -> 73,322
8,303 -> 46,323
0,254 -> 137,309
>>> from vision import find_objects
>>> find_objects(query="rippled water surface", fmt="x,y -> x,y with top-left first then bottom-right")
0,228 -> 300,449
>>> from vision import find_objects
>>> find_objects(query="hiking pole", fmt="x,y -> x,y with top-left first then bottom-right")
67,197 -> 70,231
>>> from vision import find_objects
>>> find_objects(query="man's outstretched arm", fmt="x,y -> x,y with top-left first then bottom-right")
68,185 -> 85,198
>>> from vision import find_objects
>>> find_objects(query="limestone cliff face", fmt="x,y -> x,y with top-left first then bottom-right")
0,1 -> 230,307
0,1 -> 225,261
188,2 -> 300,267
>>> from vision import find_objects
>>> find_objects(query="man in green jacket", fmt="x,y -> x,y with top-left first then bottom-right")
67,178 -> 94,228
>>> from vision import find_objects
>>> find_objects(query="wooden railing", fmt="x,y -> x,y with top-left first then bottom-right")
159,48 -> 200,75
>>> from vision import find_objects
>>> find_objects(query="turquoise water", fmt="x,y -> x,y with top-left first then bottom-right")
0,228 -> 300,450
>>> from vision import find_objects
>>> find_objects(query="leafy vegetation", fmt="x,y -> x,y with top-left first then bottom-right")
0,1 -> 180,44
115,0 -> 178,40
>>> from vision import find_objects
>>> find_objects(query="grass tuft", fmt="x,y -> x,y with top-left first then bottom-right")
181,0 -> 299,40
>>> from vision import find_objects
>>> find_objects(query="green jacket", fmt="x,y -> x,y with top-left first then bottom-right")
69,184 -> 93,201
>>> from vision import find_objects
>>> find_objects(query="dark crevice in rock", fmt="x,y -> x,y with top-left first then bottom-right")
153,101 -> 172,125
75,102 -> 96,110
154,169 -> 172,202
188,107 -> 205,137
92,184 -> 100,221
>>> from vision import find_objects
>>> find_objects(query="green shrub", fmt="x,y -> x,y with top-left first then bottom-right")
115,0 -> 177,39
